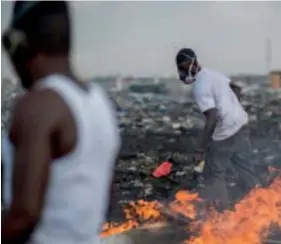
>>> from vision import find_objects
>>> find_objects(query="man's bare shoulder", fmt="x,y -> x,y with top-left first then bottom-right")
11,89 -> 68,137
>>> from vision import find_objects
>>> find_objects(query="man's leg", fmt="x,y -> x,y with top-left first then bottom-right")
199,137 -> 234,210
231,126 -> 261,200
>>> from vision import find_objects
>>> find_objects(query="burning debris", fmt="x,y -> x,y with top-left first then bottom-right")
187,176 -> 281,244
102,176 -> 281,244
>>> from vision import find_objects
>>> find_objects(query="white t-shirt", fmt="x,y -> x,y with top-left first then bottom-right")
193,68 -> 248,141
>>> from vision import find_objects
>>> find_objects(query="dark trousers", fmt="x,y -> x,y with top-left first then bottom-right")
199,126 -> 260,209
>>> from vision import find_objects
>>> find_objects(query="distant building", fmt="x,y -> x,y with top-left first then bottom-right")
92,76 -> 117,90
127,82 -> 168,95
229,75 -> 268,84
269,70 -> 281,89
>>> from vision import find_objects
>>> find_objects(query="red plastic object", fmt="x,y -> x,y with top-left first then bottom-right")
152,161 -> 173,178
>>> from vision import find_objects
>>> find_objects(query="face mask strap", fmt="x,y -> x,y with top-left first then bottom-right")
188,58 -> 195,77
177,52 -> 197,83
178,53 -> 196,75
178,53 -> 194,60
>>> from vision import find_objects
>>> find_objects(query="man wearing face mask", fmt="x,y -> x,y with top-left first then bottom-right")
176,48 -> 260,209
2,1 -> 120,244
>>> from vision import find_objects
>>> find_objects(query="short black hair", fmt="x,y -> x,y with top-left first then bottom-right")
12,1 -> 70,55
176,48 -> 197,65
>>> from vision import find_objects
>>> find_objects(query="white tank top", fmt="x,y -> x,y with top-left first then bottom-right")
2,74 -> 121,244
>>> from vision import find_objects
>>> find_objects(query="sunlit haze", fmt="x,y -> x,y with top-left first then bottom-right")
1,1 -> 281,80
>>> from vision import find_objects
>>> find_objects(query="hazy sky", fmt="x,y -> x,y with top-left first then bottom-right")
1,1 -> 281,79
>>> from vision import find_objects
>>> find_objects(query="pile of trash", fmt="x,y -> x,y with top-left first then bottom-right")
105,86 -> 280,219
114,87 -> 281,156
2,81 -> 281,221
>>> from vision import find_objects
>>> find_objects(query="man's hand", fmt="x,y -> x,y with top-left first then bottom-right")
194,149 -> 204,162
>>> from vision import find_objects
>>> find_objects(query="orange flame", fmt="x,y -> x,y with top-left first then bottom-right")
187,177 -> 281,244
101,191 -> 201,237
101,175 -> 281,244
169,191 -> 200,220
100,200 -> 164,237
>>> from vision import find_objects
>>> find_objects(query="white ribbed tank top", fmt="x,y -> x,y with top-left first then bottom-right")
2,74 -> 121,244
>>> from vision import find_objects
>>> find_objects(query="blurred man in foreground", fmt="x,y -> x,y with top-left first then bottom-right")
175,48 -> 260,209
1,2 -> 120,244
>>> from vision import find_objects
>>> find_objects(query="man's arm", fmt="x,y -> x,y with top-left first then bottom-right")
196,108 -> 217,151
194,88 -> 218,152
1,91 -> 56,244
230,81 -> 242,101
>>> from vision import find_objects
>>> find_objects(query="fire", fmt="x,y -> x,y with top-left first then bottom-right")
101,176 -> 281,244
169,191 -> 200,220
100,200 -> 164,237
101,192 -> 200,237
187,177 -> 281,244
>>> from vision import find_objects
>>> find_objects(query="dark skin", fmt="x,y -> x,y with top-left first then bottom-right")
177,59 -> 241,161
177,59 -> 200,78
2,58 -> 115,242
230,82 -> 242,101
194,108 -> 218,162
2,34 -> 117,240
177,59 -> 215,160
1,7 -> 104,242
1,86 -> 77,244
0,47 -> 98,244
179,60 -> 242,100
195,82 -> 241,161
